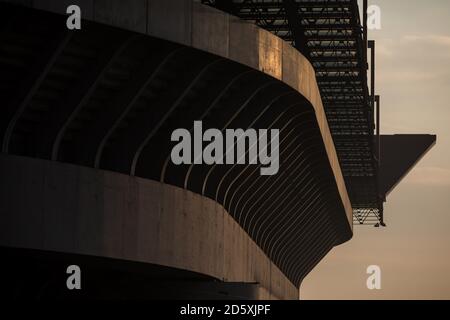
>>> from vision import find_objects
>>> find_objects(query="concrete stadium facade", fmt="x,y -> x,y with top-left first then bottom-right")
0,0 -> 360,299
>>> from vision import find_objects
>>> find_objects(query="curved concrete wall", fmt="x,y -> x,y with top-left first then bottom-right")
0,0 -> 354,297
9,0 -> 352,227
0,154 -> 298,299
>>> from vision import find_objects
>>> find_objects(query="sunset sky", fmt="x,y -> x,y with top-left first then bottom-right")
302,0 -> 450,299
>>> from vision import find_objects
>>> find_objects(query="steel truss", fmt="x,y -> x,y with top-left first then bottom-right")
203,0 -> 383,225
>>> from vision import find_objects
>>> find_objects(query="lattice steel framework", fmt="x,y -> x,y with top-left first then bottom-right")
203,0 -> 382,225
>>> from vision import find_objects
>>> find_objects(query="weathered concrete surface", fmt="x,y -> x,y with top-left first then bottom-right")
94,0 -> 147,34
0,154 -> 298,300
13,0 -> 352,227
35,0 -> 94,19
147,0 -> 192,46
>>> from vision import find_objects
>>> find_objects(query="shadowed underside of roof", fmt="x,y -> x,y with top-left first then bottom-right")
379,135 -> 437,198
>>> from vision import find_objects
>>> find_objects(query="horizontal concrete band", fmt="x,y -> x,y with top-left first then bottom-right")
0,2 -> 352,287
0,154 -> 299,300
2,0 -> 352,227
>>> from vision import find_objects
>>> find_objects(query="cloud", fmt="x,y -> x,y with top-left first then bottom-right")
405,167 -> 450,187
374,34 -> 450,86
375,41 -> 395,58
378,70 -> 439,83
401,34 -> 450,47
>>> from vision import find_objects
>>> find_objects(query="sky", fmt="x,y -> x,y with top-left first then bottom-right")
301,0 -> 450,300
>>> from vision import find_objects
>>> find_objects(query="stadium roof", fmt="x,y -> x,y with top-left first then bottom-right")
204,0 -> 382,224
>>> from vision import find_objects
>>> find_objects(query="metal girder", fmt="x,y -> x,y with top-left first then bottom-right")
282,0 -> 309,55
203,0 -> 381,225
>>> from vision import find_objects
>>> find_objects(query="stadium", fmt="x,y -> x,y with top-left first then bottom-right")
0,0 -> 435,299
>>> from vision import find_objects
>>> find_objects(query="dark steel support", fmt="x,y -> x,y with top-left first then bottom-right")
363,0 -> 368,71
375,94 -> 385,227
214,0 -> 236,14
369,40 -> 376,132
363,0 -> 373,132
369,39 -> 384,227
375,95 -> 380,164
282,0 -> 309,56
